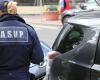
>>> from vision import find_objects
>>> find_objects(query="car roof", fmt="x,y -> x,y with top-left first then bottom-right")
68,10 -> 100,29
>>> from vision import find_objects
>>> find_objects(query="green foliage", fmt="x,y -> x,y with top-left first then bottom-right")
44,5 -> 58,11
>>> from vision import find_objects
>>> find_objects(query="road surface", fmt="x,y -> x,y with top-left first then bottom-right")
21,15 -> 62,47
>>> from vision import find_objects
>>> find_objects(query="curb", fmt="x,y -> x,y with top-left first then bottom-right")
32,23 -> 62,27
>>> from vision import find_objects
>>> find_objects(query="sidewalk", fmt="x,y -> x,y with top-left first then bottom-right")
18,6 -> 62,27
21,14 -> 62,27
32,14 -> 62,26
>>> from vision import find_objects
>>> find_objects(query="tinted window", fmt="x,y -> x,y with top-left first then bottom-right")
95,37 -> 100,64
55,24 -> 83,53
52,23 -> 73,51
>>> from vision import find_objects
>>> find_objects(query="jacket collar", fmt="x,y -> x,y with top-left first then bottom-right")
0,13 -> 26,23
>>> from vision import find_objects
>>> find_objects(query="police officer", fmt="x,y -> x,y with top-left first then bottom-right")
0,0 -> 44,80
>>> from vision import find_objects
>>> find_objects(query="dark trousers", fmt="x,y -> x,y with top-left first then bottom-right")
0,67 -> 30,80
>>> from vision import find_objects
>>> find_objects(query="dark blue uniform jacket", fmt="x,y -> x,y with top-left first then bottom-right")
0,14 -> 44,80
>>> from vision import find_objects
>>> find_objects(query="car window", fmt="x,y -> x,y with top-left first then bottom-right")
55,24 -> 83,53
95,37 -> 100,65
52,23 -> 73,51
86,0 -> 97,5
87,0 -> 96,3
56,24 -> 73,46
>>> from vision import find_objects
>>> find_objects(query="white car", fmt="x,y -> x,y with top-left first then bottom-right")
80,0 -> 100,10
61,0 -> 100,25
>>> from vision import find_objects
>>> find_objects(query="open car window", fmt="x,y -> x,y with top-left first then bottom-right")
53,23 -> 83,53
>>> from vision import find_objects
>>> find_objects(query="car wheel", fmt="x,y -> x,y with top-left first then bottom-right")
62,16 -> 71,25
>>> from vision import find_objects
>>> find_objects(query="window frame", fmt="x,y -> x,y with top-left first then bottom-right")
94,35 -> 100,65
52,23 -> 84,53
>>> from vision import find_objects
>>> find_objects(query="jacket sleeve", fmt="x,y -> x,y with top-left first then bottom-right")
31,31 -> 44,64
27,25 -> 44,64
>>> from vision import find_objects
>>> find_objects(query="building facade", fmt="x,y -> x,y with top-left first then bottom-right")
15,0 -> 85,6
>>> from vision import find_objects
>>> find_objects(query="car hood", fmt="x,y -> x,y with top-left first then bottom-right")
68,10 -> 100,29
83,3 -> 100,10
62,5 -> 100,17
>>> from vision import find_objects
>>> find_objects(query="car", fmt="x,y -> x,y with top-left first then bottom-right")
61,0 -> 100,25
29,1 -> 100,79
29,41 -> 51,80
47,10 -> 100,80
80,0 -> 99,10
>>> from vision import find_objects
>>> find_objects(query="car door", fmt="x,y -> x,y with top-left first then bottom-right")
91,36 -> 100,80
50,23 -> 99,80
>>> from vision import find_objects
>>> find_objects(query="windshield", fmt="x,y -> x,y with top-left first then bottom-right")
86,0 -> 97,5
87,0 -> 96,3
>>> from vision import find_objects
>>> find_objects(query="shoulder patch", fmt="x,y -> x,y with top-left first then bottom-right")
0,27 -> 28,42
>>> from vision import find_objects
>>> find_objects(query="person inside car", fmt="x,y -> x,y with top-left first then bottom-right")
0,0 -> 44,80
